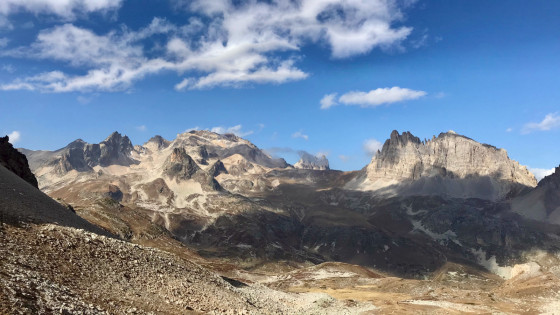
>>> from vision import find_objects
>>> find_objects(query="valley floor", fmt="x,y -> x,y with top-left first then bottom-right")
2,221 -> 560,314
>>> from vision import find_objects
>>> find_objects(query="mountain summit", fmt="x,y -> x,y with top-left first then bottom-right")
350,130 -> 536,200
294,152 -> 330,170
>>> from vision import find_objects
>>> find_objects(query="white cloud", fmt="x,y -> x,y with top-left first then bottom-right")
529,167 -> 555,182
0,16 -> 13,30
0,0 -> 414,92
522,112 -> 560,134
211,125 -> 253,137
292,131 -> 309,141
136,125 -> 147,132
434,91 -> 446,99
0,0 -> 123,19
320,93 -> 338,109
505,127 -> 513,133
0,37 -> 9,48
76,95 -> 94,104
184,126 -> 200,133
338,87 -> 427,108
363,138 -> 383,156
21,21 -> 34,29
7,130 -> 20,143
1,64 -> 15,73
339,155 -> 350,162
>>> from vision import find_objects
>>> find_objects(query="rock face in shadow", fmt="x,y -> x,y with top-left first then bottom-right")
355,130 -> 536,200
0,164 -> 110,236
208,160 -> 228,177
294,152 -> 330,170
0,136 -> 38,188
512,165 -> 560,224
163,148 -> 200,181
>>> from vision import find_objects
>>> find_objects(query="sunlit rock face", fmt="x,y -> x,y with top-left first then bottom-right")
355,130 -> 536,200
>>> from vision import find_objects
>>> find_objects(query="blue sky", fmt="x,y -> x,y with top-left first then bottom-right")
0,0 -> 559,178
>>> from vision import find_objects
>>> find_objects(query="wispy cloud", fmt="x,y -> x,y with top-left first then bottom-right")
0,1 -> 414,92
529,167 -> 555,182
76,94 -> 95,104
7,130 -> 20,143
434,91 -> 446,99
292,131 -> 309,141
321,87 -> 427,109
184,126 -> 200,133
0,16 -> 13,30
136,125 -> 147,132
0,37 -> 9,48
339,155 -> 350,162
522,112 -> 560,134
1,64 -> 15,73
0,0 -> 123,19
363,138 -> 383,156
211,124 -> 253,137
320,93 -> 338,109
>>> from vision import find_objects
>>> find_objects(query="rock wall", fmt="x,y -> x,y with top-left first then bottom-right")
0,136 -> 38,188
360,130 -> 536,200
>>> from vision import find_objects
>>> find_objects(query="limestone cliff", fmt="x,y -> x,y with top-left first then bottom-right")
294,152 -> 330,170
356,130 -> 536,200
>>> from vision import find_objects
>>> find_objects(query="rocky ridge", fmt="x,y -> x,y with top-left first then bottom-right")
354,130 -> 536,200
294,152 -> 330,170
18,129 -> 560,281
512,165 -> 560,225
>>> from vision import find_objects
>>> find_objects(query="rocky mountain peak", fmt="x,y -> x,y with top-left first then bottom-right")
103,131 -> 123,142
145,135 -> 170,150
359,130 -> 537,200
387,130 -> 421,147
164,148 -> 200,181
208,160 -> 228,177
97,132 -> 136,167
294,152 -> 330,170
102,131 -> 133,151
538,165 -> 560,189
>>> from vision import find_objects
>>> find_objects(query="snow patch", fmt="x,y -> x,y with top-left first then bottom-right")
470,248 -> 512,279
410,219 -> 462,246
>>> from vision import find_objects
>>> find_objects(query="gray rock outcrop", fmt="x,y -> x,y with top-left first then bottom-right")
512,165 -> 560,224
294,152 -> 330,170
163,148 -> 200,181
358,130 -> 536,200
22,132 -> 138,175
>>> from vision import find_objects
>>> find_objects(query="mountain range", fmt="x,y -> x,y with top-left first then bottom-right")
17,129 -> 560,278
3,128 -> 560,313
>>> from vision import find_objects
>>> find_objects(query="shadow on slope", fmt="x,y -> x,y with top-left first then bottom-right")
347,168 -> 535,201
0,165 -> 112,237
